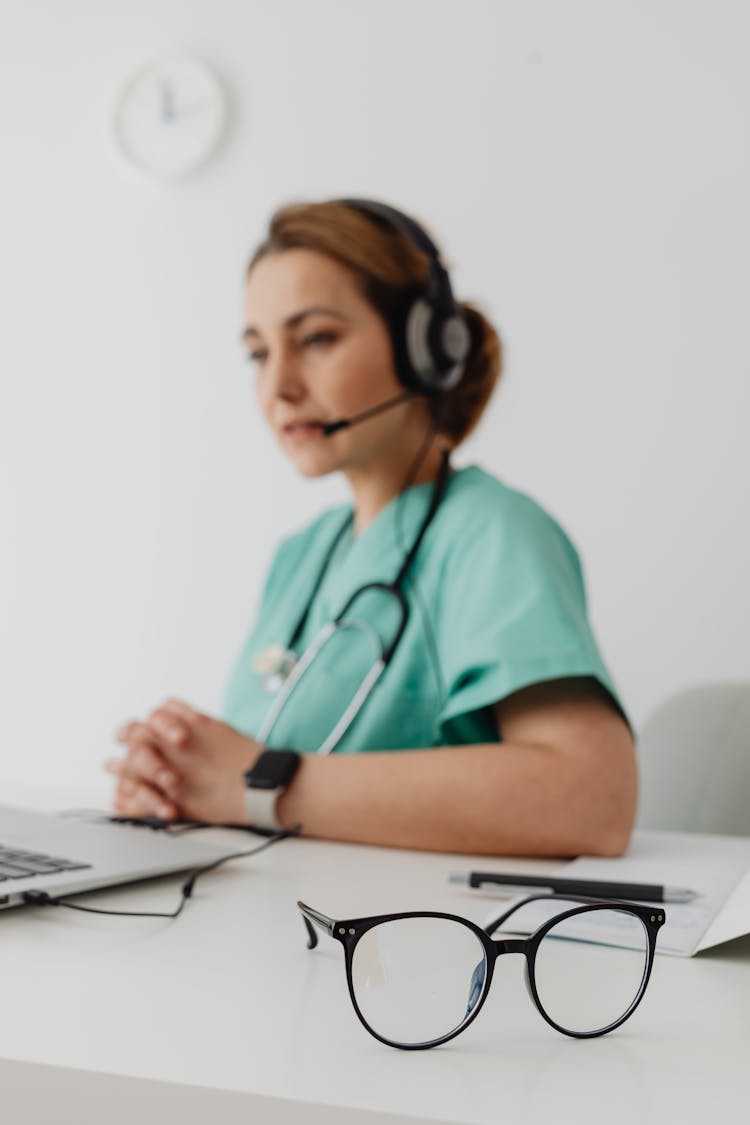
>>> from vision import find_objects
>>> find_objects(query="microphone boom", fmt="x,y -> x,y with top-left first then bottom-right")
322,391 -> 414,437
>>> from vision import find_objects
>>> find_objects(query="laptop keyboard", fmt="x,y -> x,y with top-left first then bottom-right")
0,843 -> 92,881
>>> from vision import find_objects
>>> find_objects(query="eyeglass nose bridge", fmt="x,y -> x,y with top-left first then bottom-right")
493,937 -> 528,956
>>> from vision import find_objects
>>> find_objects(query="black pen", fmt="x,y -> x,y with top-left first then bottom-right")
448,871 -> 698,904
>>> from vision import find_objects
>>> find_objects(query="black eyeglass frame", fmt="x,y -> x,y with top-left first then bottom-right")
298,894 -> 665,1050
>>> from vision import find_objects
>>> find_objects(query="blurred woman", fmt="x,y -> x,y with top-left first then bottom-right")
106,199 -> 636,856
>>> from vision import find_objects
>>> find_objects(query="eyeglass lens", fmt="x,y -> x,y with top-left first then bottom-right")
351,916 -> 487,1047
532,908 -> 649,1034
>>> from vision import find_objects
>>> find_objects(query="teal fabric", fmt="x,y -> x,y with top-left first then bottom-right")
223,466 -> 623,753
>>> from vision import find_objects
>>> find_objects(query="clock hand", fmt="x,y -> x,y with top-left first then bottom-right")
160,81 -> 176,123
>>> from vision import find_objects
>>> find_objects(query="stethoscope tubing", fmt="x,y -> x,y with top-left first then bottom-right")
257,452 -> 451,754
256,616 -> 390,754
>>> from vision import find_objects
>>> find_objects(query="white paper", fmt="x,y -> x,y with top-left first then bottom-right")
482,830 -> 750,957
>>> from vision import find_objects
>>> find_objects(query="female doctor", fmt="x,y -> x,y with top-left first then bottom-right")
106,199 -> 637,857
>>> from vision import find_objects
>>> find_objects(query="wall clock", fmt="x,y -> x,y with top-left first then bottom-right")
113,57 -> 228,179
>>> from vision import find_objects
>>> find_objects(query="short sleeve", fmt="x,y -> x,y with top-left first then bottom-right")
436,493 -> 622,741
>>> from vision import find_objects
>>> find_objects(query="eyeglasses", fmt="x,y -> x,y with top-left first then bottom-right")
298,895 -> 665,1049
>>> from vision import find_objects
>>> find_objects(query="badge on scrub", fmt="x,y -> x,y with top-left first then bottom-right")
252,644 -> 297,694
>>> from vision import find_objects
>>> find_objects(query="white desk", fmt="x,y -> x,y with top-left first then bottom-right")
2,788 -> 749,1124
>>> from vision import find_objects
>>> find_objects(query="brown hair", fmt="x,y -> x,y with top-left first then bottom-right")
247,200 -> 503,447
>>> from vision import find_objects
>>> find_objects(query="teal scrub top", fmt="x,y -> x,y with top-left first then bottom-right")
223,466 -> 623,753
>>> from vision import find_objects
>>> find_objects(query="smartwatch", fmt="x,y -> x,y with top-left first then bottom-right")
243,749 -> 301,831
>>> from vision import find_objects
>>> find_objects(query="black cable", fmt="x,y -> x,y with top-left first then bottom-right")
21,824 -> 300,920
392,422 -> 448,704
61,811 -> 288,838
106,814 -> 283,837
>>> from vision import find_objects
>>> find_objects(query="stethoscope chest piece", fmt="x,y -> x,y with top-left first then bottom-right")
252,643 -> 298,694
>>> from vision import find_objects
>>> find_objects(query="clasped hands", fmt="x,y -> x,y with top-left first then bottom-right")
106,699 -> 262,825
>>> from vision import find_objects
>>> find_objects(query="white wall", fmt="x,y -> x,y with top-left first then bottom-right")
1,0 -> 748,791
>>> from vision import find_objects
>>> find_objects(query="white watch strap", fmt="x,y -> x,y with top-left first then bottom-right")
244,785 -> 285,832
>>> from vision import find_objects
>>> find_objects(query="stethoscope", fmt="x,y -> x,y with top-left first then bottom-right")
254,451 -> 452,755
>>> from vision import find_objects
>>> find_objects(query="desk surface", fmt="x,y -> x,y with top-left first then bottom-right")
2,787 -> 749,1125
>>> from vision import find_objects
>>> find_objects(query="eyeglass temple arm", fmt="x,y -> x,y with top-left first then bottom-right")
297,900 -> 336,950
483,892 -> 574,937
483,891 -> 616,938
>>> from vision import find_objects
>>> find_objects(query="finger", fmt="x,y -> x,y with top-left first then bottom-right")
148,707 -> 192,748
105,754 -> 175,796
161,699 -> 211,735
115,721 -> 160,747
108,741 -> 179,798
161,698 -> 202,723
113,790 -> 177,820
114,777 -> 178,820
114,719 -> 139,743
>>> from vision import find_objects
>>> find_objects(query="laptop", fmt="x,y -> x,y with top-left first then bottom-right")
0,804 -> 235,912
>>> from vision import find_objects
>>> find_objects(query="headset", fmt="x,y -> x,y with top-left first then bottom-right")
337,198 -> 471,395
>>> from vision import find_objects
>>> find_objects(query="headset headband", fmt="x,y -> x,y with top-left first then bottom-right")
337,198 -> 456,312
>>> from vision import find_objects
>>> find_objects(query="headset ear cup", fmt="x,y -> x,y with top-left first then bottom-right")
405,298 -> 437,390
389,298 -> 421,392
403,299 -> 470,393
392,299 -> 467,393
433,312 -> 471,390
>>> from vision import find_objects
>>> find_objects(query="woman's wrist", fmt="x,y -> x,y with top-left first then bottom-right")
244,747 -> 302,831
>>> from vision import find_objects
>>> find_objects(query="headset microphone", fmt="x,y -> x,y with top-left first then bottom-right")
321,390 -> 414,436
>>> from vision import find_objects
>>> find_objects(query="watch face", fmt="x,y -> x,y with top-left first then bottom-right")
247,750 -> 300,789
113,56 -> 227,178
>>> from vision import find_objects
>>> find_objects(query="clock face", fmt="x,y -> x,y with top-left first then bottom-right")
113,57 -> 228,179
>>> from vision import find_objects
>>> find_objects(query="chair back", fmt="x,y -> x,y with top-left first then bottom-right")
637,682 -> 750,834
